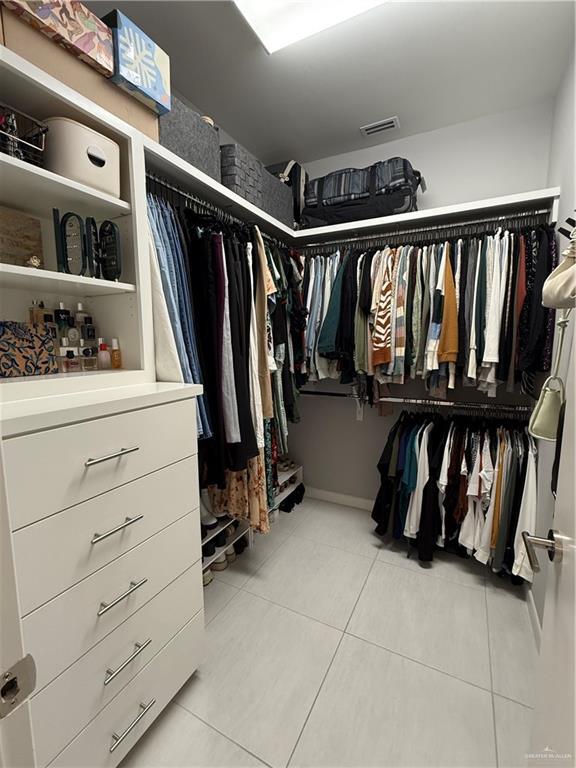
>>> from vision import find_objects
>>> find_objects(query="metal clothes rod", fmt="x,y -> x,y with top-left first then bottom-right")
301,207 -> 552,252
300,390 -> 532,415
145,171 -> 288,246
300,390 -> 360,399
377,396 -> 532,414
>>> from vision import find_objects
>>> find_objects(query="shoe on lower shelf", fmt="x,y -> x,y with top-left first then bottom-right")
211,552 -> 228,571
202,540 -> 216,560
200,501 -> 219,530
225,545 -> 237,563
203,568 -> 213,586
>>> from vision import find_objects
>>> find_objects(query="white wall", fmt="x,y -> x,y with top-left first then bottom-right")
291,101 -> 556,505
305,101 -> 554,209
532,52 -> 575,625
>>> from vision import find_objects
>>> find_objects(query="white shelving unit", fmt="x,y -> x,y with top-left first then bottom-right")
0,153 -> 131,220
0,263 -> 136,297
201,517 -> 236,547
202,520 -> 251,572
269,465 -> 304,523
0,46 -> 154,402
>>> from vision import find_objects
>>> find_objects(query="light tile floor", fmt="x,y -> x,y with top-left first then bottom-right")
121,498 -> 538,768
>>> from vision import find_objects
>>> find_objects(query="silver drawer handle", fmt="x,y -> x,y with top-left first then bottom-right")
91,515 -> 144,545
104,638 -> 152,686
110,699 -> 155,753
97,578 -> 148,617
85,446 -> 140,467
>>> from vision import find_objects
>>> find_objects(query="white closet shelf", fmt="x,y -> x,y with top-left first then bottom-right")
202,517 -> 236,546
270,465 -> 303,512
143,139 -> 295,240
291,187 -> 561,243
0,153 -> 131,220
277,464 -> 302,486
142,138 -> 559,244
0,263 -> 136,297
202,520 -> 251,571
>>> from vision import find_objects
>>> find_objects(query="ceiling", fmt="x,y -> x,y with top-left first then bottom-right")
88,1 -> 574,165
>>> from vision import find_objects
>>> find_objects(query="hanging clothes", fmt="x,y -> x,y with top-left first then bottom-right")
372,410 -> 536,578
147,189 -> 308,533
302,222 -> 556,403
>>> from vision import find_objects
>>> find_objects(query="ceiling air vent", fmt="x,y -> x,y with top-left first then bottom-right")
359,116 -> 400,137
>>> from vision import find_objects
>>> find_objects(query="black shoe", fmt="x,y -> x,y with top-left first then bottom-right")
202,540 -> 216,560
234,535 -> 249,555
214,530 -> 228,548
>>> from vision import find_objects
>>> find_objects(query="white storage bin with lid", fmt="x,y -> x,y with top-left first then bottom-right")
44,117 -> 121,198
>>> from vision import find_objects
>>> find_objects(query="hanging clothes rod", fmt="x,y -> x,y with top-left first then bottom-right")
146,171 -> 288,246
377,396 -> 532,415
301,207 -> 552,251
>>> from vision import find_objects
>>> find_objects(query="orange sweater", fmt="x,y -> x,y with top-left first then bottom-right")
438,246 -> 459,364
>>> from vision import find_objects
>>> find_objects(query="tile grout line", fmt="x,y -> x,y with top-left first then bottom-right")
484,582 -> 500,768
373,549 -> 489,592
344,629 -> 495,698
173,701 -> 274,768
239,586 -> 347,633
285,554 -> 380,768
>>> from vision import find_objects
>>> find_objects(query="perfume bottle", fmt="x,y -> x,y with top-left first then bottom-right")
97,338 -> 111,370
80,316 -> 97,342
110,338 -> 122,369
80,340 -> 98,371
65,316 -> 81,346
65,347 -> 82,373
54,302 -> 71,341
75,302 -> 90,325
29,300 -> 47,324
57,338 -> 70,372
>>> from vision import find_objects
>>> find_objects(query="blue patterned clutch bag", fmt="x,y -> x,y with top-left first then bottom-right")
0,321 -> 58,377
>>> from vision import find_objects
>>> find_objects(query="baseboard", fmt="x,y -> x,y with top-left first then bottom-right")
306,486 -> 373,511
526,587 -> 542,652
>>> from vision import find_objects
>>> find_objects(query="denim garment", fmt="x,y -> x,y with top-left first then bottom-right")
147,195 -> 211,438
160,201 -> 211,438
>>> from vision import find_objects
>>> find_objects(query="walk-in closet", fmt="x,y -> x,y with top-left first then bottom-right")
0,2 -> 574,768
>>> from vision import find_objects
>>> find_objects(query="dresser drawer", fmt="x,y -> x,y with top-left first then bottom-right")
49,610 -> 204,768
31,563 -> 203,768
3,398 -> 197,530
14,458 -> 199,616
24,513 -> 200,692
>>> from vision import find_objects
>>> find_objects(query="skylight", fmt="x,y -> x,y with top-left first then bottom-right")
234,0 -> 387,54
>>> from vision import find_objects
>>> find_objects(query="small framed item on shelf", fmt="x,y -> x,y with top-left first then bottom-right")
102,10 -> 171,115
0,206 -> 44,268
0,321 -> 58,378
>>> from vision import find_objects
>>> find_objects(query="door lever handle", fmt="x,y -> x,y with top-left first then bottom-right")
521,529 -> 565,573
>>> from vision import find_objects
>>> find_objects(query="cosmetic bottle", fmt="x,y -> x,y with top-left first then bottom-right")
80,316 -> 97,342
80,340 -> 98,371
65,316 -> 81,346
75,302 -> 90,325
29,300 -> 47,324
54,302 -> 71,341
65,347 -> 82,373
110,338 -> 122,369
97,338 -> 111,369
57,338 -> 70,372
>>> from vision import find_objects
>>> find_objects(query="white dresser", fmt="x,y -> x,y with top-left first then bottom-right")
0,383 -> 205,768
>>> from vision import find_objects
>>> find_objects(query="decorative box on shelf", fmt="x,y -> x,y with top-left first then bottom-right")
102,10 -> 171,115
2,1 -> 114,76
159,96 -> 221,182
